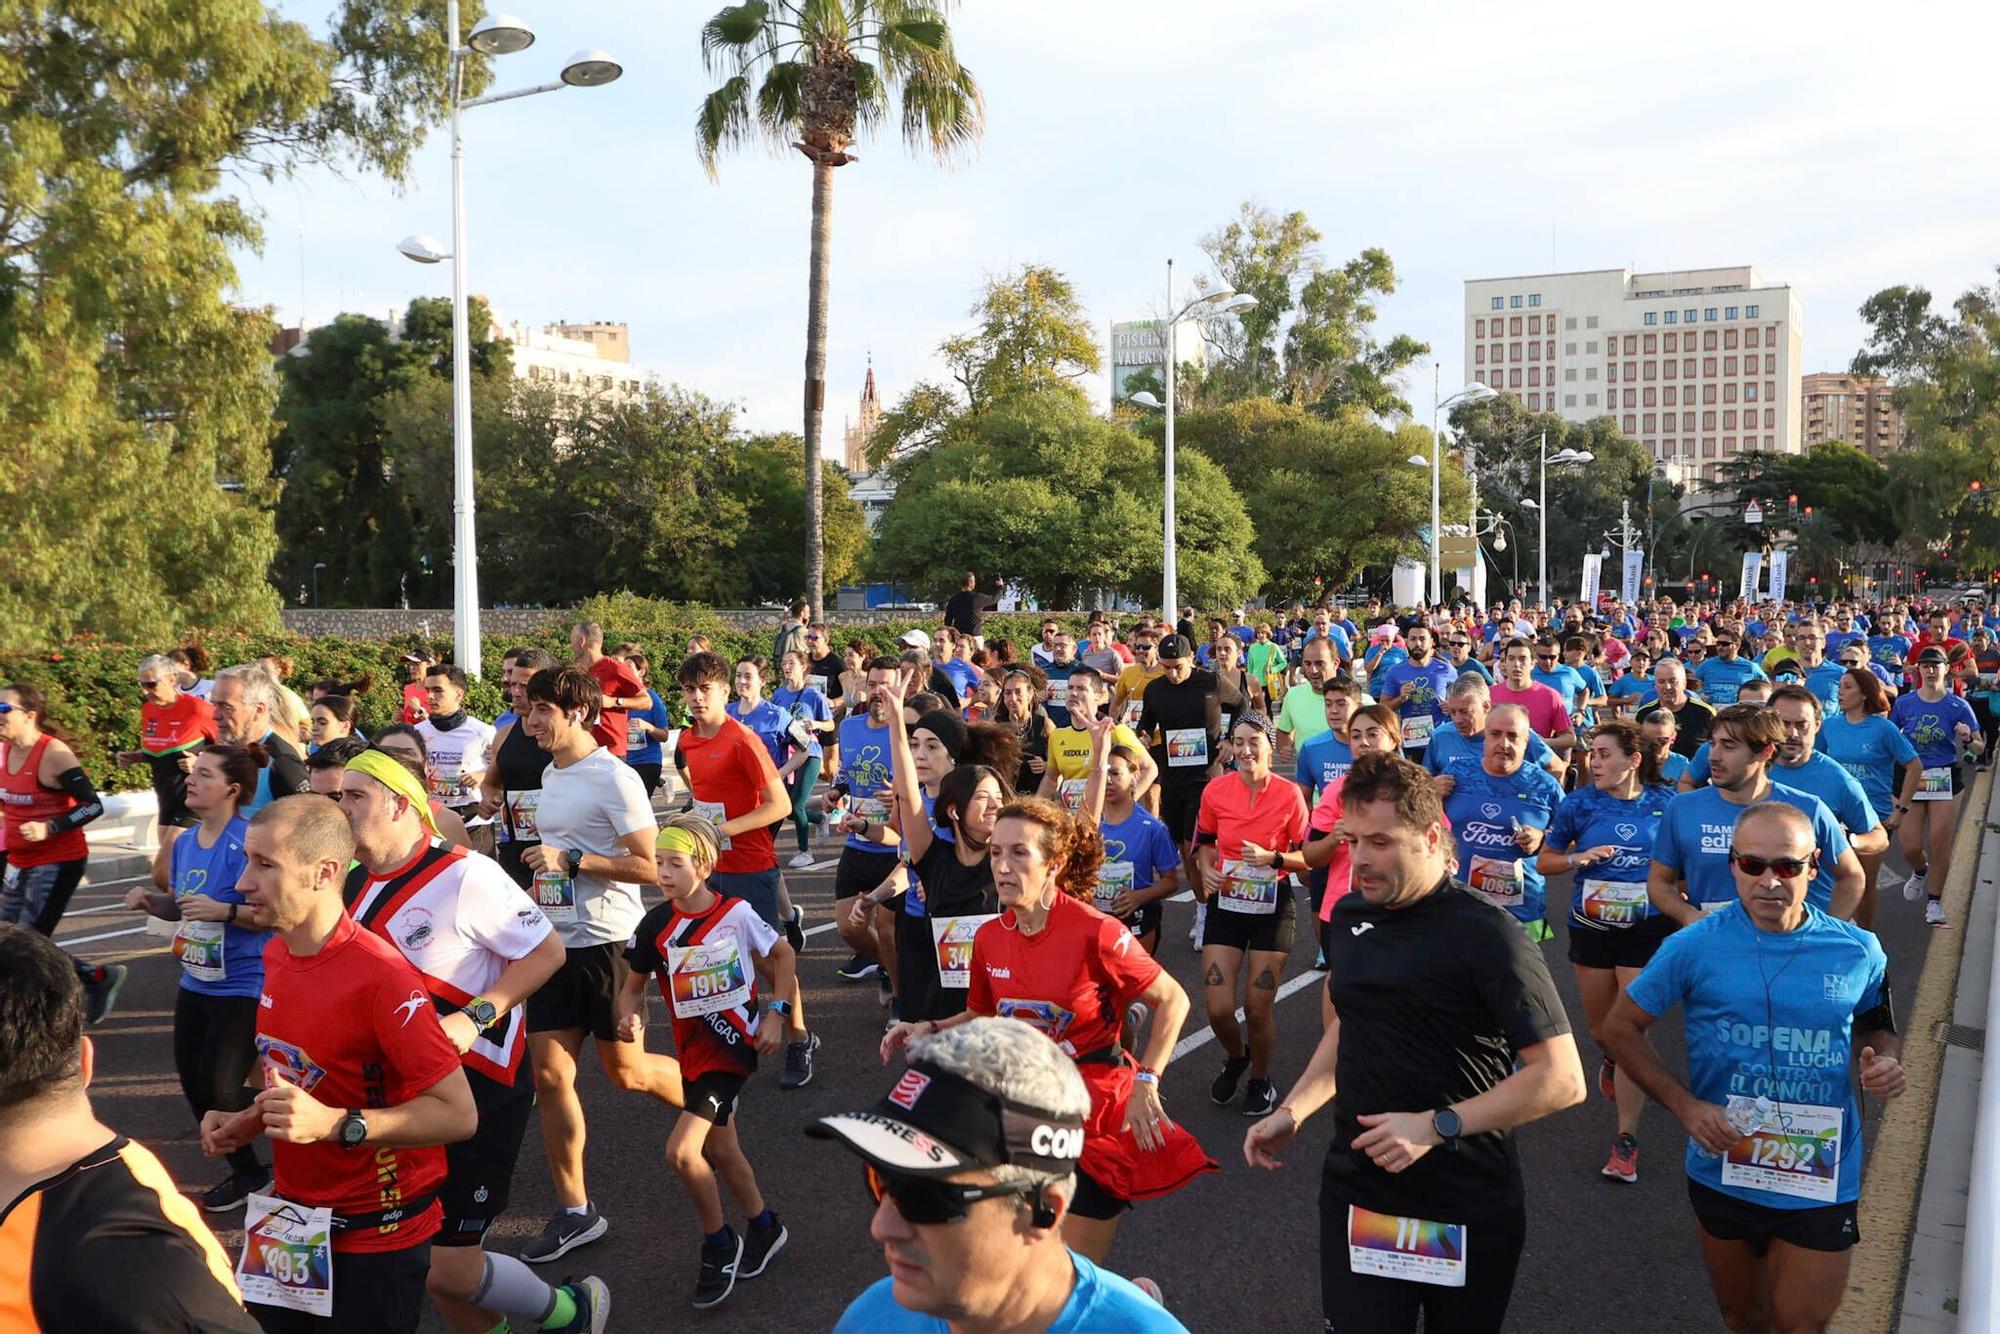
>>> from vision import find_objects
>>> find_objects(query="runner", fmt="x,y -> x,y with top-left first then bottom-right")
616,814 -> 796,1309
1193,712 -> 1311,1117
824,655 -> 904,987
1093,738 -> 1183,957
1377,625 -> 1455,757
771,649 -> 835,870
210,666 -> 310,813
362,727 -> 473,849
116,654 -> 218,857
1604,802 -> 1905,1334
1424,674 -> 1560,780
772,600 -> 811,666
1037,666 -> 1152,810
1535,719 -> 1676,1183
1135,635 -> 1222,951
0,925 -> 262,1332
1437,703 -> 1565,941
477,648 -> 559,890
1489,638 -> 1577,770
1890,646 -> 1985,926
572,621 -> 648,761
622,653 -> 674,801
1441,627 -> 1492,685
1969,627 -> 2000,760
1247,623 -> 1288,706
1652,659 -> 1718,758
1693,630 -> 1768,706
306,696 -> 360,754
1819,667 -> 1921,932
1243,751 -> 1586,1334
1300,704 -> 1403,1026
1275,638 -> 1341,749
334,747 -> 584,1334
515,667 -> 665,1267
819,1018 -> 1189,1332
415,664 -> 495,821
1207,635 -> 1264,740
400,650 -> 435,726
993,667 -> 1055,798
0,681 -> 123,1021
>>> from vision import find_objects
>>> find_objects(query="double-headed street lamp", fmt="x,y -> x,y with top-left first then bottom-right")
1517,435 -> 1594,608
1128,258 -> 1255,619
396,5 -> 622,675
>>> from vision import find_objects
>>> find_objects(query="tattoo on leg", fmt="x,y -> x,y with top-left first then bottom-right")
1252,968 -> 1278,991
1204,962 -> 1225,987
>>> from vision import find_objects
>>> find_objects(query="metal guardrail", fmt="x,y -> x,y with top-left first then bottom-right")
1960,848 -> 2000,1329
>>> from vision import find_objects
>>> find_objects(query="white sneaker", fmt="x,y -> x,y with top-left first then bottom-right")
1925,897 -> 1948,927
1904,869 -> 1928,902
787,852 -> 816,870
1189,902 -> 1207,953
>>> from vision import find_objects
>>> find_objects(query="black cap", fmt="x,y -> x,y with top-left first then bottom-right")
1157,634 -> 1194,661
1914,646 -> 1949,665
806,1061 -> 1084,1178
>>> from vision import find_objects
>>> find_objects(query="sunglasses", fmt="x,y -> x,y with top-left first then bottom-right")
0,702 -> 13,714
1840,659 -> 1865,668
1730,852 -> 1814,878
1535,655 -> 1558,663
863,1163 -> 1030,1225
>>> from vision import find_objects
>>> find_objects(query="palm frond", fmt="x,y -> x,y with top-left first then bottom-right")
851,59 -> 889,134
868,15 -> 951,80
796,0 -> 853,45
899,60 -> 983,162
701,2 -> 773,73
754,61 -> 809,137
695,76 -> 755,177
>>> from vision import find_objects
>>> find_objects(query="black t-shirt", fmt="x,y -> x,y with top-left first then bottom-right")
265,734 -> 309,800
943,589 -> 996,636
1321,878 -> 1572,1222
1669,697 -> 1717,757
1136,670 -> 1222,787
808,653 -> 847,706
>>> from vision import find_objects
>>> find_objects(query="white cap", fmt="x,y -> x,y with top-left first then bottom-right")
900,629 -> 933,651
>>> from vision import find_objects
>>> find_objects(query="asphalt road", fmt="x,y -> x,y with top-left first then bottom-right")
61,809 -> 1943,1333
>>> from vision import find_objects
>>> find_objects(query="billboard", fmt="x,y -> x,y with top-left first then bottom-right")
1109,318 -> 1207,403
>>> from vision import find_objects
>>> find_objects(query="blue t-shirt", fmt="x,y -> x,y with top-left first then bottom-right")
1804,663 -> 1849,710
1422,722 -> 1555,776
1365,643 -> 1408,696
835,714 -> 895,854
1652,783 -> 1849,911
1295,730 -> 1355,798
1769,753 -> 1879,836
1440,758 -> 1564,926
1099,806 -> 1182,890
625,688 -> 671,767
169,815 -> 269,998
1823,629 -> 1865,657
937,658 -> 982,701
1626,904 -> 1887,1209
1693,656 -> 1767,706
836,1252 -> 1189,1333
1817,713 -> 1918,818
1545,783 -> 1675,930
1607,674 -> 1658,710
1451,655 -> 1494,684
727,698 -> 792,768
1381,658 -> 1457,744
1659,750 -> 1690,786
1867,633 -> 1912,668
1532,664 -> 1590,714
1309,624 -> 1354,658
771,684 -> 833,761
1687,741 -> 1711,785
1890,690 -> 1979,770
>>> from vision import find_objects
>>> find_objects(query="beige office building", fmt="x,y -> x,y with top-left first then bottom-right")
1801,371 -> 1906,456
1463,266 -> 1804,488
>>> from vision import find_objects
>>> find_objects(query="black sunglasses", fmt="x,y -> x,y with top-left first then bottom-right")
864,1163 -> 1030,1225
1731,852 -> 1814,878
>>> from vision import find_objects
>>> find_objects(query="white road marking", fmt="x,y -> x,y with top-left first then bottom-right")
58,925 -> 150,948
1170,971 -> 1323,1062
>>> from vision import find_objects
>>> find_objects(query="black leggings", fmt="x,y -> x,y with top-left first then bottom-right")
0,855 -> 105,987
174,988 -> 263,1178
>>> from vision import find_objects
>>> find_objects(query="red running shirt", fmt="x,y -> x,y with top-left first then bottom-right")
587,657 -> 645,758
675,717 -> 781,875
626,895 -> 781,1082
255,915 -> 462,1253
0,737 -> 87,867
141,693 -> 217,755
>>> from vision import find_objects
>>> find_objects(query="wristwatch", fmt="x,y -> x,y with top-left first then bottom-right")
1431,1106 -> 1463,1153
766,998 -> 794,1018
336,1110 -> 369,1149
563,846 -> 584,877
462,996 -> 499,1029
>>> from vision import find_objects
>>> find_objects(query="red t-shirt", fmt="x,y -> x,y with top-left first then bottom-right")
675,717 -> 781,874
400,682 -> 429,727
255,915 -> 462,1253
1490,680 -> 1572,738
1194,771 -> 1311,862
140,693 -> 216,755
968,893 -> 1160,1059
587,657 -> 644,758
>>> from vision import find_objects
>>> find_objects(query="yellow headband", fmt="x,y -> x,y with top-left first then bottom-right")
656,825 -> 703,859
347,749 -> 440,837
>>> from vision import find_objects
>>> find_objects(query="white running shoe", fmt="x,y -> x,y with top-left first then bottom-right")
1925,897 -> 1948,927
1189,902 -> 1207,953
787,852 -> 815,870
1904,868 -> 1928,902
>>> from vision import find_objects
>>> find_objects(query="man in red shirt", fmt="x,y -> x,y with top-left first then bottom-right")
572,622 -> 648,759
117,653 -> 219,849
673,651 -> 816,1089
199,796 -> 478,1334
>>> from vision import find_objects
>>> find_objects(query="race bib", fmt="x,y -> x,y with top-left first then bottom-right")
1578,877 -> 1648,927
532,871 -> 577,924
848,795 -> 888,823
1046,679 -> 1070,710
807,674 -> 829,696
1466,854 -> 1525,907
1915,766 -> 1954,801
1217,859 -> 1280,915
1057,778 -> 1086,812
1166,728 -> 1209,768
667,939 -> 750,1018
505,790 -> 540,842
1401,714 -> 1434,750
1720,1097 -> 1841,1202
1347,1204 -> 1467,1288
172,918 -> 227,983
930,914 -> 996,990
238,1194 -> 334,1317
627,716 -> 650,750
1121,699 -> 1144,727
693,799 -> 733,850
1095,860 -> 1136,915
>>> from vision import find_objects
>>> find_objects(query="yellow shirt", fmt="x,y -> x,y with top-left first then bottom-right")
1115,663 -> 1163,704
1045,722 -> 1145,781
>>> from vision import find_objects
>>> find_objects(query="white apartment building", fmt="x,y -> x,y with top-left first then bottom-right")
500,318 -> 655,401
1462,266 -> 1803,487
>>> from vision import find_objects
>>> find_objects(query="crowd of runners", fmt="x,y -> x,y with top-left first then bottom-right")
3,581 -> 1994,1331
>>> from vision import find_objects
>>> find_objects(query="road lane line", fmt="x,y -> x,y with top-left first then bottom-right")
58,925 -> 150,948
1170,971 -> 1322,1062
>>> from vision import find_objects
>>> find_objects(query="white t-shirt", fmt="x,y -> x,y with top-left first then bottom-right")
416,715 -> 496,805
534,748 -> 657,948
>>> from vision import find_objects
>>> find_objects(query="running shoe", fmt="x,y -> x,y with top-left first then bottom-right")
836,953 -> 881,982
83,964 -> 128,1027
1926,897 -> 1949,927
1601,1133 -> 1639,1183
779,1031 -> 820,1090
692,1230 -> 742,1309
739,1214 -> 789,1278
1313,947 -> 1327,971
879,975 -> 895,1009
783,904 -> 806,954
1598,1056 -> 1618,1102
1210,1056 -> 1249,1106
197,1168 -> 267,1214
521,1205 -> 608,1265
1241,1078 -> 1277,1118
787,852 -> 816,870
1904,868 -> 1928,903
1189,902 -> 1207,953
543,1276 -> 610,1333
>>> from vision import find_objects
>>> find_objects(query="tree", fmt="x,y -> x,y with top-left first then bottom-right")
0,0 -> 473,645
728,435 -> 868,603
696,0 -> 983,623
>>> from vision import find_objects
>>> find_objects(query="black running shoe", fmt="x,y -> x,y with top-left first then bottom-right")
836,953 -> 881,982
779,1031 -> 820,1090
739,1214 -> 788,1278
692,1230 -> 742,1308
1241,1078 -> 1277,1118
783,905 -> 806,954
1210,1056 -> 1250,1106
84,964 -> 128,1027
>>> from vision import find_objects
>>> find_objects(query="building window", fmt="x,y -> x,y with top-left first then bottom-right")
1586,392 -> 1599,406
1664,386 -> 1678,406
1623,414 -> 1637,433
1509,317 -> 1522,335
1586,315 -> 1599,328
1765,412 -> 1775,430
1644,312 -> 1658,325
1703,331 -> 1718,351
1565,368 -> 1577,381
1527,393 -> 1541,409
1745,383 -> 1757,401
1744,327 -> 1759,348
1510,342 -> 1523,360
1529,293 -> 1541,307
1704,411 -> 1718,430
1724,356 -> 1738,375
1492,342 -> 1504,362
1685,309 -> 1698,323
1624,389 -> 1637,408
1510,295 -> 1523,308
1585,366 -> 1598,380
1643,334 -> 1658,353
1623,335 -> 1637,355
1510,369 -> 1522,387
1643,360 -> 1657,381
1765,355 -> 1775,373
1528,315 -> 1541,335
1747,304 -> 1760,318
1565,341 -> 1578,355
1643,413 -> 1657,432
1565,394 -> 1578,407
1703,385 -> 1717,404
1703,358 -> 1717,376
1665,309 -> 1678,324
1475,318 -> 1486,337
1545,340 -> 1555,358
1528,367 -> 1541,386
1704,307 -> 1718,321
1724,410 -> 1738,429
1683,412 -> 1696,431
1565,317 -> 1578,330
1643,387 -> 1658,406
1608,364 -> 1618,383
1585,340 -> 1599,354
1724,329 -> 1739,350
1682,358 -> 1696,377
1725,306 -> 1739,320
1475,346 -> 1485,364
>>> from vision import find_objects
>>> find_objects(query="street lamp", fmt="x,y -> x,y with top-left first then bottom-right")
1521,438 -> 1594,608
1127,259 -> 1255,618
311,562 -> 327,606
1422,376 -> 1496,606
396,2 -> 622,677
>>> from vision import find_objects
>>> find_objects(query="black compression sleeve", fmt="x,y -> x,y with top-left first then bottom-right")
45,768 -> 104,835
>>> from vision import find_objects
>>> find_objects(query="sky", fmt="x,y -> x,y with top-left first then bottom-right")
234,0 -> 2000,448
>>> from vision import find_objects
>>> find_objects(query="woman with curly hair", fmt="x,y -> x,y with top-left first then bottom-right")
882,717 -> 1213,1267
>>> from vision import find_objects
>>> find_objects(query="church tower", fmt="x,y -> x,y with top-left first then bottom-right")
842,358 -> 882,473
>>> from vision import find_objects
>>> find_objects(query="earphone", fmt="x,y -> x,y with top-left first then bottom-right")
1029,1184 -> 1059,1230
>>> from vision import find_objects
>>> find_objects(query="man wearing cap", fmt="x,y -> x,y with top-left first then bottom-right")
334,748 -> 594,1333
816,1017 -> 1187,1332
1135,635 -> 1222,941
897,630 -> 963,710
402,649 -> 436,726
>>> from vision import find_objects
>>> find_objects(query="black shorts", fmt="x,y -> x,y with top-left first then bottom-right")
1068,1165 -> 1129,1221
630,762 -> 663,797
1567,913 -> 1677,970
835,846 -> 900,900
526,943 -> 630,1042
249,1242 -> 429,1333
684,1069 -> 749,1126
1157,782 -> 1206,844
1319,1183 -> 1524,1334
1122,900 -> 1164,941
434,1072 -> 535,1247
1200,894 -> 1298,954
1687,1178 -> 1859,1255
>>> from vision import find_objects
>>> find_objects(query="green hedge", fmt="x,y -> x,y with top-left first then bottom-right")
0,596 -> 1106,794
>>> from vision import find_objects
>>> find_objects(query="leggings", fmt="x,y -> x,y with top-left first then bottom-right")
786,755 -> 823,853
0,856 -> 103,986
174,988 -> 264,1178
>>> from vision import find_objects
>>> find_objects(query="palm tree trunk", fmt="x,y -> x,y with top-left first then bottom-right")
801,158 -> 834,621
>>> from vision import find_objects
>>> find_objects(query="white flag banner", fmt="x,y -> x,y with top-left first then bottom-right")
1580,553 -> 1603,606
1740,551 -> 1764,602
1767,549 -> 1789,603
1621,549 -> 1644,605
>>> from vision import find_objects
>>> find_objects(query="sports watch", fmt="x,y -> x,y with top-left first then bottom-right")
1431,1106 -> 1462,1152
462,996 -> 499,1029
336,1110 -> 369,1149
563,846 -> 584,878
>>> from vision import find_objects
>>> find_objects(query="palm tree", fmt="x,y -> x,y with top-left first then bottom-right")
697,1 -> 982,619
